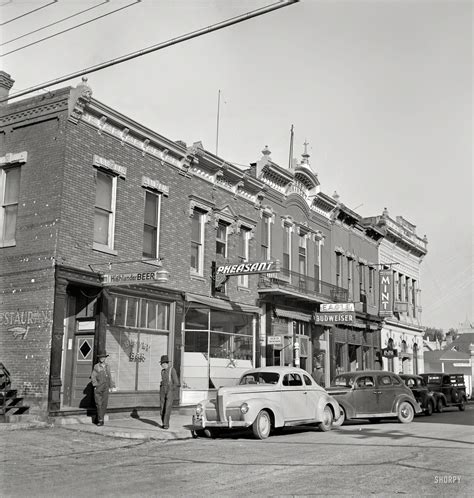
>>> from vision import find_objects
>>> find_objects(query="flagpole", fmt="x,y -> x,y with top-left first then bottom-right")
216,89 -> 221,155
288,124 -> 294,168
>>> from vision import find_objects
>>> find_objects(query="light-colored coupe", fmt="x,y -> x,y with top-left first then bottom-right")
192,366 -> 341,439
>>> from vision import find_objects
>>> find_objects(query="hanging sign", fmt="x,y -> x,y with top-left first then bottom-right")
216,260 -> 280,276
313,312 -> 355,324
379,269 -> 394,317
102,271 -> 168,285
320,303 -> 354,312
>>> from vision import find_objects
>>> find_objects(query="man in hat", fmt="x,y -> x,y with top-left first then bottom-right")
312,362 -> 325,387
91,351 -> 115,426
160,354 -> 179,429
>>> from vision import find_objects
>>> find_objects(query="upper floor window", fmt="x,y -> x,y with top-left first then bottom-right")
298,234 -> 306,275
216,221 -> 228,257
238,228 -> 250,288
261,215 -> 271,259
143,191 -> 161,259
94,170 -> 117,250
369,267 -> 375,303
283,225 -> 291,271
0,165 -> 21,247
359,263 -> 366,297
336,253 -> 343,288
191,209 -> 205,274
347,258 -> 354,298
314,241 -> 320,292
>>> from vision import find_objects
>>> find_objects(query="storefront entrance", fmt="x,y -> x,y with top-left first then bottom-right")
71,333 -> 94,408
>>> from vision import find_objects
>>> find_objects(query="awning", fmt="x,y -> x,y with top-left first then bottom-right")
185,292 -> 260,314
274,307 -> 312,322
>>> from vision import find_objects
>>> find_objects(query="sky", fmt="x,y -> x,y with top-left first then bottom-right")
1,0 -> 472,331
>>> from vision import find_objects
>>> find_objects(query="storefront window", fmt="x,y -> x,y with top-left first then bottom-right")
106,295 -> 172,391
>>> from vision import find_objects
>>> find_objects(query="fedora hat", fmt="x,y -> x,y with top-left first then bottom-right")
97,351 -> 109,358
160,355 -> 169,364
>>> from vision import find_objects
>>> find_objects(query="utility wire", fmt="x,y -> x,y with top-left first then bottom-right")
1,0 -> 110,47
2,0 -> 300,103
1,0 -> 141,56
1,0 -> 58,26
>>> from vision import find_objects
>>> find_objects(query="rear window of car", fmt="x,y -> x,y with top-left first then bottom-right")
283,373 -> 303,386
379,375 -> 392,386
303,375 -> 313,386
425,375 -> 442,384
240,372 -> 280,385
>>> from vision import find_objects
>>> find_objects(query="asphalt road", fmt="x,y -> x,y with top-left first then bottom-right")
2,405 -> 473,497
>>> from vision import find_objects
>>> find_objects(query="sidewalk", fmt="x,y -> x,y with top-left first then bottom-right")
0,409 -> 196,441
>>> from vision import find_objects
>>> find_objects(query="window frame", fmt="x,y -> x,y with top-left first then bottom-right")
260,214 -> 271,260
142,189 -> 162,259
0,164 -> 21,248
93,169 -> 117,253
216,221 -> 228,258
238,227 -> 251,288
190,208 -> 205,275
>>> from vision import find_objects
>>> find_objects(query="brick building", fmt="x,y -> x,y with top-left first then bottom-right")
1,72 -> 428,419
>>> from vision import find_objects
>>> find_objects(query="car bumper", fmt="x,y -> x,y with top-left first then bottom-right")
192,415 -> 251,430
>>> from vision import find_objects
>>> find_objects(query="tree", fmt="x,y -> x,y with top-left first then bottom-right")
447,328 -> 458,341
424,327 -> 445,342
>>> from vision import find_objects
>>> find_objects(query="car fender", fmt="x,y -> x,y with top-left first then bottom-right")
333,397 -> 356,419
315,395 -> 341,421
243,398 -> 285,427
393,394 -> 422,414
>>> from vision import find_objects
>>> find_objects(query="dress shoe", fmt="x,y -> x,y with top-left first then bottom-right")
163,425 -> 169,430
97,421 -> 104,426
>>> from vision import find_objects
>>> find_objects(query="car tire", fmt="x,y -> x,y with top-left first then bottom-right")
252,410 -> 272,440
425,401 -> 433,416
397,401 -> 415,423
459,399 -> 466,411
332,407 -> 346,428
436,398 -> 444,413
194,428 -> 215,438
318,405 -> 333,432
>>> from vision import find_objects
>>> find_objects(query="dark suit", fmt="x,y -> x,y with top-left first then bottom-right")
91,363 -> 114,423
160,366 -> 179,428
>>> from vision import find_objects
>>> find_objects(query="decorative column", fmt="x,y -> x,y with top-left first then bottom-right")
48,276 -> 68,413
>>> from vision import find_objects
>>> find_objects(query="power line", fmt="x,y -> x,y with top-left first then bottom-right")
1,0 -> 141,57
1,0 -> 58,26
1,0 -> 110,47
2,0 -> 300,103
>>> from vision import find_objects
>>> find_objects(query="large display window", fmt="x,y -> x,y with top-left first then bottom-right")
106,295 -> 172,391
183,307 -> 255,395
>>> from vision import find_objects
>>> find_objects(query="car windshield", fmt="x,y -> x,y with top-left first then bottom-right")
239,372 -> 280,385
332,375 -> 355,387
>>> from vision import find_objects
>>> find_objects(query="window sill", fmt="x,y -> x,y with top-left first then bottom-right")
190,273 -> 206,282
237,286 -> 251,293
0,240 -> 16,248
93,243 -> 118,256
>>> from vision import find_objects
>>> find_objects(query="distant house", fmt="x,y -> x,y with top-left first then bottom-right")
423,319 -> 474,398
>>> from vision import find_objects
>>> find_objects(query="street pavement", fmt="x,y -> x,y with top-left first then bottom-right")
0,408 -> 195,441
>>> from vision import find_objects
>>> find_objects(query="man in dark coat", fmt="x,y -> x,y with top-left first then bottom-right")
312,363 -> 325,387
91,351 -> 115,426
160,354 -> 179,430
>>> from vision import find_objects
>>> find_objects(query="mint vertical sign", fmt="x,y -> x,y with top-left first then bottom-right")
379,269 -> 394,317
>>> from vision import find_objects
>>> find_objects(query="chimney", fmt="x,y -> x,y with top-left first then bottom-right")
0,71 -> 15,105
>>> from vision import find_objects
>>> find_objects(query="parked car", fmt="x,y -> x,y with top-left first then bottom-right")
192,366 -> 342,440
420,373 -> 467,412
326,371 -> 422,426
399,374 -> 440,416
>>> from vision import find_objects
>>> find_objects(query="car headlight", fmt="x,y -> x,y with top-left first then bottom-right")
240,402 -> 249,414
195,403 -> 203,415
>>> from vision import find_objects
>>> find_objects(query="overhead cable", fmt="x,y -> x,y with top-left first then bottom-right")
2,0 -> 300,103
1,0 -> 58,26
1,0 -> 110,47
1,0 -> 141,56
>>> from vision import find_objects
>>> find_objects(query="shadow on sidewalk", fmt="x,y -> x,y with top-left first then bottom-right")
130,408 -> 161,428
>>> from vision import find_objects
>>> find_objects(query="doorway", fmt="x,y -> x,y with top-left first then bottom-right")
71,334 -> 95,408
